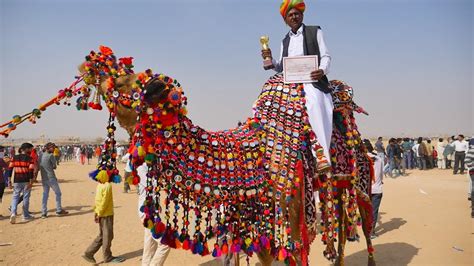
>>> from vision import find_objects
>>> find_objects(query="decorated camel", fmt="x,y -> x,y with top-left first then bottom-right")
0,46 -> 375,266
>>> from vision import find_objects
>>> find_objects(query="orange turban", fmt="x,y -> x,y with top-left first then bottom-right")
280,0 -> 306,18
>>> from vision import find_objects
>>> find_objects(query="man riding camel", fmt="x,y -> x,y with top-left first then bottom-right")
262,0 -> 333,172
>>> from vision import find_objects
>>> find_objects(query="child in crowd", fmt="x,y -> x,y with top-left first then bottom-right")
83,171 -> 125,264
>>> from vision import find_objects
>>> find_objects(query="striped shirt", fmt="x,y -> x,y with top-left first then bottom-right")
9,154 -> 34,183
465,146 -> 474,174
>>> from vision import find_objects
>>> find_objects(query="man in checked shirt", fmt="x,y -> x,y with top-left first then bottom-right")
9,142 -> 35,224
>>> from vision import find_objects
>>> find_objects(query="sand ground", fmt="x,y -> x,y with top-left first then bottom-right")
0,161 -> 472,265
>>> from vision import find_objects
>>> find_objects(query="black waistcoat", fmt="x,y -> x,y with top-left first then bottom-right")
282,24 -> 331,93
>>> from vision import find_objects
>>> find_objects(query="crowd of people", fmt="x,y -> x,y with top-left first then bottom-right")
0,142 -> 129,221
363,135 -> 471,178
362,134 -> 474,229
0,142 -> 69,223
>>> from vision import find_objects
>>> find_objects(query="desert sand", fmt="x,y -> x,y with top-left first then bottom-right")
0,161 -> 472,265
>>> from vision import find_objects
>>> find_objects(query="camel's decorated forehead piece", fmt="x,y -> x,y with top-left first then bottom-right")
83,45 -> 135,80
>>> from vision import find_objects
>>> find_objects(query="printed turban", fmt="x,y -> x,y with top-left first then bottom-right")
280,0 -> 306,18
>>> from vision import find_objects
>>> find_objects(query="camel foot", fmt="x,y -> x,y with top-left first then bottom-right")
334,257 -> 344,266
368,255 -> 376,266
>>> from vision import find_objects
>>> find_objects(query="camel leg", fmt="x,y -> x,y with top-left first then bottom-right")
256,179 -> 304,266
334,188 -> 346,266
257,249 -> 274,266
234,252 -> 240,266
358,203 -> 376,266
288,176 -> 304,266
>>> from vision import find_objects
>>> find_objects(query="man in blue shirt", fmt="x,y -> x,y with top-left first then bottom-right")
39,142 -> 68,218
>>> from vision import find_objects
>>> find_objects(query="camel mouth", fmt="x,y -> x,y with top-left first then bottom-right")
144,78 -> 168,104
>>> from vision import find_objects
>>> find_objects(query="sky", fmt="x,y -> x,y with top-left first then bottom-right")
0,0 -> 472,141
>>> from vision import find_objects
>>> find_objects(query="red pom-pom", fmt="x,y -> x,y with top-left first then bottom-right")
182,239 -> 190,250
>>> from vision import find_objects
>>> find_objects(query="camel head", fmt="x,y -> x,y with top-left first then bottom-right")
136,74 -> 188,131
76,46 -> 187,137
330,80 -> 369,115
77,46 -> 142,136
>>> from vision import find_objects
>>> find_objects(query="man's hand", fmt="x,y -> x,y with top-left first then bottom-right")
310,69 -> 324,80
261,49 -> 272,60
94,214 -> 100,223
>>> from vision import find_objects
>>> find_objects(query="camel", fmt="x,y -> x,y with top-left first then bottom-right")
80,46 -> 376,266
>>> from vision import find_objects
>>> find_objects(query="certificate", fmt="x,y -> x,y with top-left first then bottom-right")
283,55 -> 318,84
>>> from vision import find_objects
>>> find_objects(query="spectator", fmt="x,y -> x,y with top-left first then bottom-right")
401,138 -> 414,169
121,153 -> 132,193
375,137 -> 385,156
395,138 -> 405,175
410,139 -> 417,168
39,142 -> 69,218
452,135 -> 468,175
426,139 -> 434,169
53,146 -> 61,166
30,147 -> 40,181
9,143 -> 35,224
95,146 -> 102,158
0,145 -> 11,216
385,138 -> 402,177
138,162 -> 171,265
464,138 -> 474,217
87,146 -> 93,165
82,171 -> 125,264
437,138 -> 446,169
444,136 -> 456,169
370,143 -> 384,238
417,137 -> 428,170
375,137 -> 386,171
80,145 -> 87,165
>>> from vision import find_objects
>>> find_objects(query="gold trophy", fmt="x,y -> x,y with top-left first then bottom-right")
260,35 -> 274,70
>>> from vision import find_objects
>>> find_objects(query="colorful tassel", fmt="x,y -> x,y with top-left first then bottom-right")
201,241 -> 210,256
88,169 -> 99,181
221,240 -> 229,254
111,174 -> 121,184
212,243 -> 222,258
182,238 -> 191,250
277,247 -> 288,261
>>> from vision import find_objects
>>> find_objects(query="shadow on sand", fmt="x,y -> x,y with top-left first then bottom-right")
120,249 -> 143,260
345,242 -> 419,265
376,217 -> 407,236
57,179 -> 84,184
41,205 -> 94,218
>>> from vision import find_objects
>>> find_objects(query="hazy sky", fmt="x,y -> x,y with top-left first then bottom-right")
1,0 -> 472,141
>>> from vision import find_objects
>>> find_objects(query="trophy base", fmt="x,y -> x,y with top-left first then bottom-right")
263,59 -> 274,70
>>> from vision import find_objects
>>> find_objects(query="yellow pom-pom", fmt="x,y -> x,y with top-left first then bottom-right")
245,238 -> 252,247
137,146 -> 146,157
147,220 -> 153,229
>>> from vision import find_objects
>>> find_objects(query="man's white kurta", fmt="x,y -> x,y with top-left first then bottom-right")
273,25 -> 334,160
